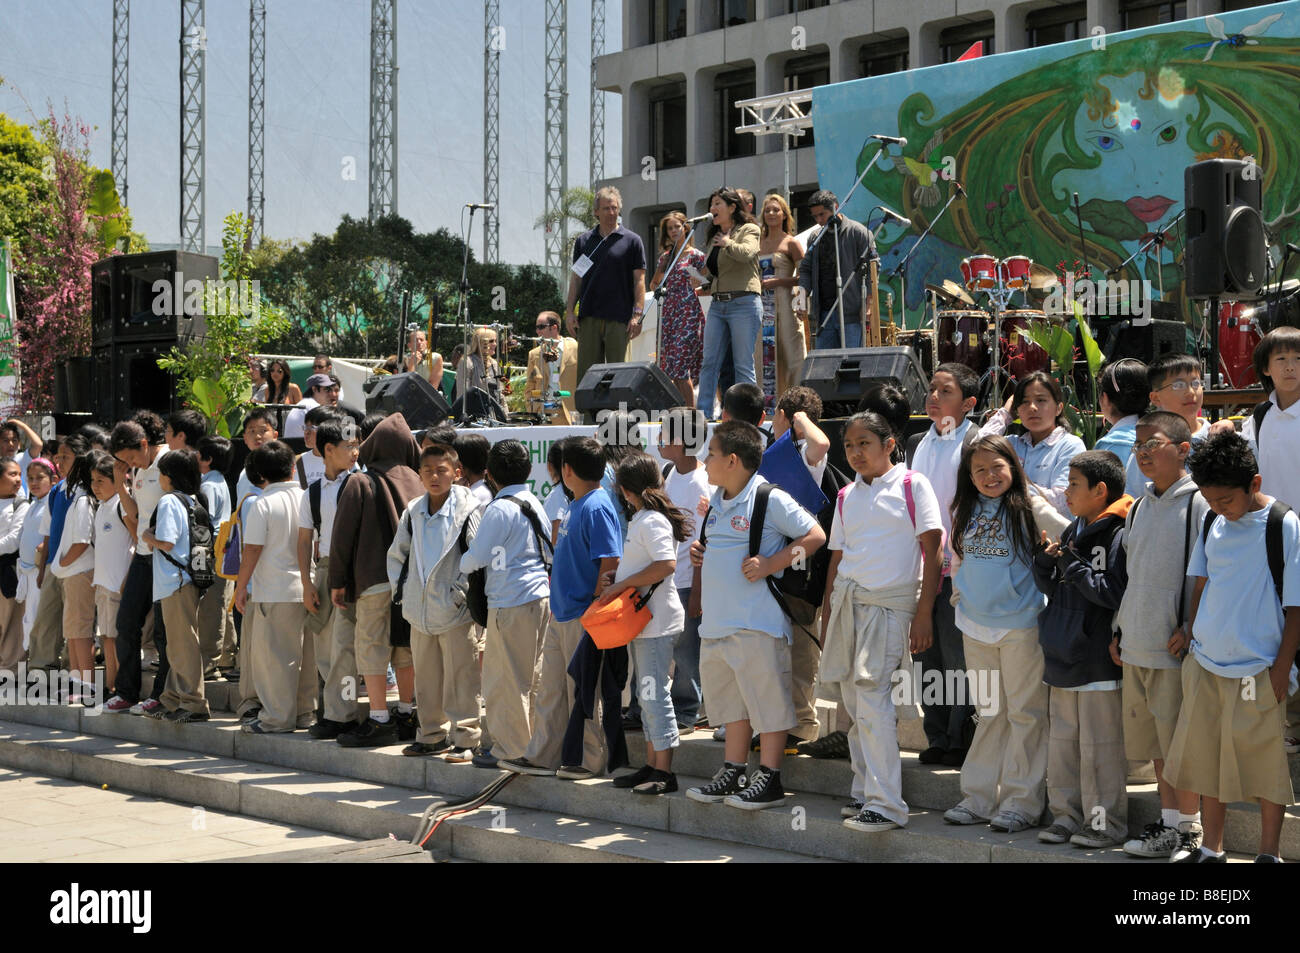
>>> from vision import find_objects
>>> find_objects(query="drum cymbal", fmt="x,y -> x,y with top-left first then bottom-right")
925,280 -> 975,307
1028,262 -> 1060,292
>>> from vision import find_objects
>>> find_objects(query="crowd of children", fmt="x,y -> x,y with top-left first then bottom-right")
1,327 -> 1298,862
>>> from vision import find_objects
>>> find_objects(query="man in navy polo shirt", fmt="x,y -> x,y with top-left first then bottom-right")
565,186 -> 647,398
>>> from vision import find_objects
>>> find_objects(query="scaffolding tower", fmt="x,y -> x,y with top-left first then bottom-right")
483,0 -> 500,263
543,0 -> 568,276
179,0 -> 206,253
369,0 -> 397,221
111,0 -> 129,208
590,0 -> 604,186
247,0 -> 266,245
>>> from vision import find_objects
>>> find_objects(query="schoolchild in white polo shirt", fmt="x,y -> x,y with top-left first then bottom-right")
89,452 -> 131,697
235,441 -> 314,734
685,420 -> 824,810
1166,432 -> 1300,863
298,417 -> 362,738
1242,326 -> 1300,513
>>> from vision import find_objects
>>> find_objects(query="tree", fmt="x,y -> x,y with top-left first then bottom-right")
158,212 -> 289,437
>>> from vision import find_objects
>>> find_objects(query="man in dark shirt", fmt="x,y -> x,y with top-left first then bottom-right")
565,186 -> 648,397
796,189 -> 877,350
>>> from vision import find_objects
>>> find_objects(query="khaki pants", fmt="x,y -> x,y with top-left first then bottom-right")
575,316 -> 630,408
322,598 -> 361,725
523,616 -> 605,771
0,595 -> 24,671
61,571 -> 95,643
159,585 -> 209,715
237,604 -> 260,717
27,573 -> 64,669
218,585 -> 238,667
355,588 -> 412,678
958,627 -> 1048,823
411,621 -> 482,747
1047,686 -> 1127,839
789,609 -> 822,742
482,598 -> 549,761
248,600 -> 315,732
197,579 -> 233,669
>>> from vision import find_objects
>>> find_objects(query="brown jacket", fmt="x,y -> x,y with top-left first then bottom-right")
525,336 -> 578,423
327,414 -> 424,601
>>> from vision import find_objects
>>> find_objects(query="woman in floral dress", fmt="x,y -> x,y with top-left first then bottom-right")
649,211 -> 706,408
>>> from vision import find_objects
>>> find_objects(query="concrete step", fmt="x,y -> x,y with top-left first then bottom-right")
216,837 -> 435,863
0,719 -> 829,864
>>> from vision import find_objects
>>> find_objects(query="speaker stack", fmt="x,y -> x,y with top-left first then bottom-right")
87,251 -> 218,424
365,371 -> 452,430
798,346 -> 928,418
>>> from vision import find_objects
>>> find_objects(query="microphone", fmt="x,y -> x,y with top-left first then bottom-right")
953,182 -> 966,196
685,213 -> 712,224
466,202 -> 496,210
878,207 -> 911,228
871,134 -> 908,146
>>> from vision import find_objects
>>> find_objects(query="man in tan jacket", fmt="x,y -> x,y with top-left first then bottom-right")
525,311 -> 579,423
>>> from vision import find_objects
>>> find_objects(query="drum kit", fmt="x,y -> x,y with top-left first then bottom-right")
897,252 -> 1060,402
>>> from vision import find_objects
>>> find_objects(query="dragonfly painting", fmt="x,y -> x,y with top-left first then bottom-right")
1184,12 -> 1282,61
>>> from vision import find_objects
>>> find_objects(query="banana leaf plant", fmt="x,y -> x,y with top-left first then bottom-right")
1024,299 -> 1105,448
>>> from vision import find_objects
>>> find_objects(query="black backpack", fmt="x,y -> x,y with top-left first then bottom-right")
1201,500 -> 1290,603
152,491 -> 216,591
308,470 -> 359,534
1251,400 -> 1272,446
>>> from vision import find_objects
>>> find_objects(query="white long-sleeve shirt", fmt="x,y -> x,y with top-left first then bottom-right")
0,496 -> 31,557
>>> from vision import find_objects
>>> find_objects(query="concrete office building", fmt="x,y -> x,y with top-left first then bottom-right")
595,0 -> 1270,248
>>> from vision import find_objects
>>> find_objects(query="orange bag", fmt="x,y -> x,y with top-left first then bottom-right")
580,583 -> 660,650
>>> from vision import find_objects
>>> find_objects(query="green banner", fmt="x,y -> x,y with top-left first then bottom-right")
0,239 -> 14,378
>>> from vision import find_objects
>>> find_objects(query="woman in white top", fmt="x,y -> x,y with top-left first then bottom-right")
0,458 -> 30,672
595,452 -> 689,796
51,451 -> 98,703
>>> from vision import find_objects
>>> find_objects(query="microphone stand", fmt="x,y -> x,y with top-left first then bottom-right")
456,206 -> 482,376
1071,192 -> 1091,280
884,186 -> 963,328
1107,209 -> 1186,303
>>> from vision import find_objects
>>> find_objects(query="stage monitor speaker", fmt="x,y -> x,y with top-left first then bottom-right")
1100,318 -> 1187,364
798,346 -> 927,416
54,357 -> 94,415
111,250 -> 218,342
574,362 -> 684,417
364,371 -> 452,430
1185,159 -> 1266,299
92,341 -> 177,425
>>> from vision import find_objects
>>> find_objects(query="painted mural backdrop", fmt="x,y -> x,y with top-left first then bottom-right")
810,1 -> 1300,334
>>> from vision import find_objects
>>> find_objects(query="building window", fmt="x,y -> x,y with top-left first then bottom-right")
783,53 -> 827,147
715,68 -> 756,160
1120,0 -> 1187,30
718,0 -> 754,28
649,0 -> 688,43
1221,0 -> 1270,9
649,82 -> 687,171
940,19 -> 994,63
788,0 -> 829,11
858,36 -> 909,77
1026,3 -> 1087,47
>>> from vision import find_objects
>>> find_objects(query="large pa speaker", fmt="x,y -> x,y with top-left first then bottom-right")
364,371 -> 452,430
91,257 -> 117,347
1185,159 -> 1266,299
92,341 -> 177,425
574,362 -> 684,417
108,250 -> 218,342
798,346 -> 927,416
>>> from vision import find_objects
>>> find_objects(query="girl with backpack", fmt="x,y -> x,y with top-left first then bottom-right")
142,449 -> 211,722
819,412 -> 943,832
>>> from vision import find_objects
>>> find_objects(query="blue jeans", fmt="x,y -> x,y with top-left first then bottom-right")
697,294 -> 761,417
815,308 -> 862,350
631,635 -> 680,753
671,587 -> 702,725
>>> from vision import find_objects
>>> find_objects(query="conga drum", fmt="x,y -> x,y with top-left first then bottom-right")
937,310 -> 990,376
1000,309 -> 1049,381
1219,300 -> 1262,388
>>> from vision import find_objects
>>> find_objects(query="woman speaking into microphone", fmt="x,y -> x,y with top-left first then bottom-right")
695,187 -> 761,420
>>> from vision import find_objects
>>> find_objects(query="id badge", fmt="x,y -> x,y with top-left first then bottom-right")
571,254 -> 593,277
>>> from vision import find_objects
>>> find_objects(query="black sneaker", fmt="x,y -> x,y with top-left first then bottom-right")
633,770 -> 678,796
621,712 -> 643,732
472,749 -> 501,769
918,746 -> 946,765
239,706 -> 262,724
612,765 -> 655,789
308,718 -> 359,740
724,765 -> 786,810
499,757 -> 556,776
337,717 -> 400,748
940,748 -> 967,768
403,740 -> 451,757
164,708 -> 209,723
393,708 -> 419,742
1255,854 -> 1283,863
796,730 -> 849,760
685,763 -> 748,803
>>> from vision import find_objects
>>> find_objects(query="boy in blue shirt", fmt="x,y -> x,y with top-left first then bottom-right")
1166,432 -> 1300,863
686,420 -> 824,810
502,437 -> 622,777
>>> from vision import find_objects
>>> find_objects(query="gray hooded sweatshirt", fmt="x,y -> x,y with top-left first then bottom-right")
1113,474 -> 1209,670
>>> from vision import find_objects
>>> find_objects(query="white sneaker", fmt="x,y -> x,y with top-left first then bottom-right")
1123,822 -> 1180,858
943,805 -> 987,825
988,811 -> 1034,833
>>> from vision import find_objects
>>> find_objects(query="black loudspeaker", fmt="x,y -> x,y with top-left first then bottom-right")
364,371 -> 452,430
92,341 -> 177,425
53,357 -> 94,414
1099,318 -> 1187,364
798,346 -> 927,415
91,258 -> 117,347
1185,159 -> 1267,298
109,250 -> 218,342
574,362 -> 684,416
